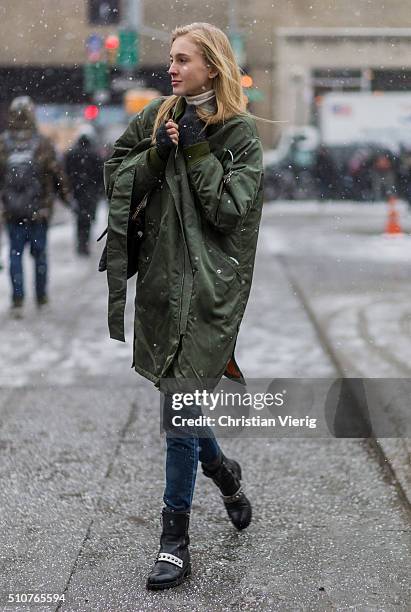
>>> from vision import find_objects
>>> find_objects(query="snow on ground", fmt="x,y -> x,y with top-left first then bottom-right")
258,202 -> 411,379
0,203 -> 136,387
261,200 -> 411,263
1,200 -> 411,387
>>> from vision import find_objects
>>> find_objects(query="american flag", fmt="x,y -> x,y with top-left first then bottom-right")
331,104 -> 352,116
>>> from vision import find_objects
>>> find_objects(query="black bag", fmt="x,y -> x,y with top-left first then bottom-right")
98,194 -> 147,280
2,134 -> 42,221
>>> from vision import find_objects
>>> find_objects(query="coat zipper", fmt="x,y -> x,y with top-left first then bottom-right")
171,117 -> 185,335
178,246 -> 185,335
172,100 -> 190,336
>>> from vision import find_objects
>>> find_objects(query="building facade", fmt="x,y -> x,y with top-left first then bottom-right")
2,1 -> 411,146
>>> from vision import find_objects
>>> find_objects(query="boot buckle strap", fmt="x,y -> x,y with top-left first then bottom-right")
222,486 -> 244,503
157,552 -> 183,568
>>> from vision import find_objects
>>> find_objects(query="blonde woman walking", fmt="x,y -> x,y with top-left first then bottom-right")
104,22 -> 264,590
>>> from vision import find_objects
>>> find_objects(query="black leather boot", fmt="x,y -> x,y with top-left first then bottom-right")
146,508 -> 191,590
201,452 -> 252,530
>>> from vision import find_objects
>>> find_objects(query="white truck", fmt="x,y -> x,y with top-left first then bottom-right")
320,91 -> 411,151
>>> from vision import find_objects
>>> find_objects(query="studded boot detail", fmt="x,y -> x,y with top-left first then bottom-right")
146,508 -> 191,590
202,453 -> 252,530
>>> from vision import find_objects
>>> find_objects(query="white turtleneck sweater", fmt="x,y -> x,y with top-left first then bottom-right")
184,89 -> 216,113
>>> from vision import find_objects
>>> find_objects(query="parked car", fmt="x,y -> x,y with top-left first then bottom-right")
264,138 -> 401,202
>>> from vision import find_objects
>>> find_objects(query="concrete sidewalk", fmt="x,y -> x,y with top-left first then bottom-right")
1,384 -> 410,611
258,203 -> 411,505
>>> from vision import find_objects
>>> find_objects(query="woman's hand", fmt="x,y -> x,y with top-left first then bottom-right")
154,120 -> 179,160
178,105 -> 206,148
165,119 -> 179,146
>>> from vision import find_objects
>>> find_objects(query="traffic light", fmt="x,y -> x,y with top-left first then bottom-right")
229,33 -> 245,66
118,30 -> 139,69
241,74 -> 253,88
88,0 -> 120,25
83,61 -> 109,94
84,105 -> 100,121
105,34 -> 119,65
240,74 -> 264,103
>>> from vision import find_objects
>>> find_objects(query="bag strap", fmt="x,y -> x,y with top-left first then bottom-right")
96,227 -> 108,242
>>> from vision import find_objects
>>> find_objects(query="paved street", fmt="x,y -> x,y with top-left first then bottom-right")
0,201 -> 410,611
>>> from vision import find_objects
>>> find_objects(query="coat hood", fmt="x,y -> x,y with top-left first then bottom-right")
8,96 -> 37,132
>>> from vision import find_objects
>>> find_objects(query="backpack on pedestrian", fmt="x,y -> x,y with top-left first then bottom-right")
2,133 -> 43,222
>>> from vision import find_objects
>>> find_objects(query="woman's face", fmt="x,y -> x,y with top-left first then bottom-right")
168,35 -> 217,96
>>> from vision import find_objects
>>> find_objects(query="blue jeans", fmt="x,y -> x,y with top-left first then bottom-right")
7,221 -> 48,301
162,394 -> 222,512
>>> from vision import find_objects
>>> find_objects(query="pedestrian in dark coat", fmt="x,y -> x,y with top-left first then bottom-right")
65,132 -> 104,255
313,144 -> 338,200
0,96 -> 71,316
104,23 -> 264,590
371,150 -> 398,200
398,146 -> 411,207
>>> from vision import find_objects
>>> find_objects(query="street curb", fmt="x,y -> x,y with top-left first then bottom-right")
277,254 -> 411,517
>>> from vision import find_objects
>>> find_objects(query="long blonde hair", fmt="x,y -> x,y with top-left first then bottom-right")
151,23 -> 249,144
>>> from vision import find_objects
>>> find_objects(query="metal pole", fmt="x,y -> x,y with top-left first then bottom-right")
123,0 -> 142,30
122,1 -> 169,41
228,0 -> 238,34
227,0 -> 246,66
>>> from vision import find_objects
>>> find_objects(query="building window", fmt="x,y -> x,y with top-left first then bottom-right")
372,69 -> 411,91
88,0 -> 120,25
312,69 -> 363,92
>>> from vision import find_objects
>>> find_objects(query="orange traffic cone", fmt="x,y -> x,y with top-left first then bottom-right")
384,195 -> 403,236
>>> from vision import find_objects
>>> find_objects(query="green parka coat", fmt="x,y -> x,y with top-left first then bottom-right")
104,96 -> 264,390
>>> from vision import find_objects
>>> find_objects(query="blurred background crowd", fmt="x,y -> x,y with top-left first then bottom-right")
3,1 -> 411,311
